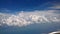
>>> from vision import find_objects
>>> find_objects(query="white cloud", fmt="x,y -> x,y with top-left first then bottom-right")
49,31 -> 60,34
0,10 -> 60,27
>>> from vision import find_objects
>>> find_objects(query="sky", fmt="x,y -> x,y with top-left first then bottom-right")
0,0 -> 60,13
0,0 -> 60,34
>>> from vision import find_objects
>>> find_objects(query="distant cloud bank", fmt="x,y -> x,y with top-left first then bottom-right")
0,10 -> 60,27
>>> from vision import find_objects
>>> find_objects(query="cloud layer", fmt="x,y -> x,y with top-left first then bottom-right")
0,10 -> 60,27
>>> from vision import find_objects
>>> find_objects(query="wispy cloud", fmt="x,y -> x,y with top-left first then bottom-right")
49,5 -> 60,10
47,2 -> 60,10
0,8 -> 11,13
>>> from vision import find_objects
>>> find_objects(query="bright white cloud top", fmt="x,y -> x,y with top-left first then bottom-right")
0,10 -> 60,27
49,31 -> 60,34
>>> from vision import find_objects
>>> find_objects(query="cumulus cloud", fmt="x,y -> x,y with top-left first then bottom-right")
0,10 -> 60,27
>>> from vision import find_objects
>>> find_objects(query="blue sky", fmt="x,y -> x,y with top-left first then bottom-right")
0,0 -> 60,13
0,0 -> 60,34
